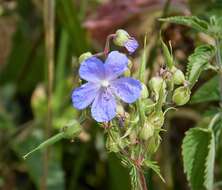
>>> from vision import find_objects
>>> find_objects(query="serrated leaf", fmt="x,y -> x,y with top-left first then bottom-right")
191,76 -> 219,103
186,45 -> 215,88
160,16 -> 209,33
182,127 -> 215,190
144,160 -> 165,182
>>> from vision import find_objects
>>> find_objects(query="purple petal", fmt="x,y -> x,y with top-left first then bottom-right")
110,77 -> 142,103
79,57 -> 105,82
72,82 -> 100,109
124,38 -> 139,54
104,51 -> 128,80
91,88 -> 116,122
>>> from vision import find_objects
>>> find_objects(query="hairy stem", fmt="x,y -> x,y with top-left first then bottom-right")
42,0 -> 55,189
138,168 -> 148,190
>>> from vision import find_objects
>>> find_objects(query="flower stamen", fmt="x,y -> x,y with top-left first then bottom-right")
101,80 -> 110,87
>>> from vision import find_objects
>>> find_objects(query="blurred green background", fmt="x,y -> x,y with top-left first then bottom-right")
0,0 -> 222,189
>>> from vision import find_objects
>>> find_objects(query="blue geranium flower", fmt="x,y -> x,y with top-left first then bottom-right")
72,51 -> 142,122
124,37 -> 139,54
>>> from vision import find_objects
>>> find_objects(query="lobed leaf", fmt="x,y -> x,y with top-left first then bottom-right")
182,127 -> 215,190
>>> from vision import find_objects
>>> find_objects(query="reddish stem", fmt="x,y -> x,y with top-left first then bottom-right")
138,168 -> 148,190
93,34 -> 116,58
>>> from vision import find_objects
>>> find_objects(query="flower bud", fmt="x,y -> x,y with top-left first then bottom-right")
62,120 -> 82,139
78,52 -> 92,63
113,29 -> 130,47
149,77 -> 166,96
172,69 -> 185,85
143,98 -> 155,115
139,122 -> 154,141
124,68 -> 131,77
148,111 -> 164,128
172,86 -> 191,106
147,135 -> 161,155
113,29 -> 139,54
140,83 -> 149,99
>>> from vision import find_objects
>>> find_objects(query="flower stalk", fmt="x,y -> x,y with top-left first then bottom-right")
215,38 -> 222,106
42,0 -> 55,189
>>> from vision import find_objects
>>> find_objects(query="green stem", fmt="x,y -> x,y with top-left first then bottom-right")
215,38 -> 222,106
23,133 -> 64,160
209,113 -> 220,129
137,35 -> 148,127
42,1 -> 55,189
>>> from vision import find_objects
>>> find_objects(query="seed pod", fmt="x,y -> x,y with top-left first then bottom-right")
172,69 -> 185,85
149,76 -> 166,97
113,29 -> 130,47
140,83 -> 149,99
78,52 -> 92,63
172,86 -> 191,106
139,122 -> 154,141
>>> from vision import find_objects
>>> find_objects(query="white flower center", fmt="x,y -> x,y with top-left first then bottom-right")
101,80 -> 109,87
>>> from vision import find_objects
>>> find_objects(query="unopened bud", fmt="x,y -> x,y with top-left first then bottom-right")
148,111 -> 164,128
113,29 -> 130,47
149,76 -> 166,96
172,86 -> 191,106
78,52 -> 92,63
140,122 -> 154,141
147,135 -> 161,155
172,69 -> 185,85
143,98 -> 155,114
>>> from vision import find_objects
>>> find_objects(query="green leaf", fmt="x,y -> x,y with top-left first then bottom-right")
186,45 -> 215,88
159,16 -> 209,33
191,76 -> 219,103
57,0 -> 88,55
144,160 -> 165,183
13,128 -> 65,190
182,127 -> 215,190
160,38 -> 174,69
